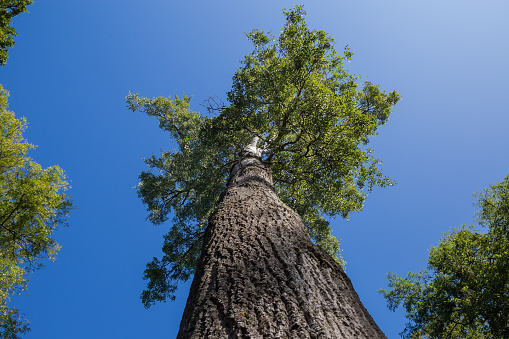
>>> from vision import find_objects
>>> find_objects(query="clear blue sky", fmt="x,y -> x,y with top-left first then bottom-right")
2,1 -> 509,338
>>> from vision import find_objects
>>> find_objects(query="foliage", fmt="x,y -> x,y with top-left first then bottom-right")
0,0 -> 33,66
379,175 -> 509,338
0,85 -> 72,337
127,6 -> 400,308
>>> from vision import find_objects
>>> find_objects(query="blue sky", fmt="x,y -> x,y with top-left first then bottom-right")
2,1 -> 509,338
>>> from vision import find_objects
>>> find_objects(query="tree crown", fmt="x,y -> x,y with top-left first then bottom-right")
0,0 -> 33,66
127,6 -> 400,307
0,84 -> 72,337
380,175 -> 509,338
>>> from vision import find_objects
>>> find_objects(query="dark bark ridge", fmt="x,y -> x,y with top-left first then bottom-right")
177,153 -> 386,338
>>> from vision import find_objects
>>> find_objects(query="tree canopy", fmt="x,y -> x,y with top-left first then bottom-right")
0,0 -> 33,66
0,85 -> 72,337
127,6 -> 400,307
379,175 -> 509,338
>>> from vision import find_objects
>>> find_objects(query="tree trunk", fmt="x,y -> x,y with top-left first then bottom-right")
177,153 -> 386,338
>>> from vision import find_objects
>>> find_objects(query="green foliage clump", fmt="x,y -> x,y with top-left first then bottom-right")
0,0 -> 33,66
380,175 -> 509,338
128,6 -> 400,307
0,85 -> 72,337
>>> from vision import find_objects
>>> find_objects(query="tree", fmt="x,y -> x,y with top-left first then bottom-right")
0,85 -> 72,338
0,0 -> 33,66
128,6 -> 399,337
379,175 -> 509,338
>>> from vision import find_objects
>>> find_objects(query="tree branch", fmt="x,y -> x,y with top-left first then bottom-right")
0,194 -> 24,228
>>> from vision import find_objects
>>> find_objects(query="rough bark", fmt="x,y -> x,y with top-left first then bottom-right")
177,153 -> 386,338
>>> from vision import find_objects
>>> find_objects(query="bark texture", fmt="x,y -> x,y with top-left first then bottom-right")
177,154 -> 386,338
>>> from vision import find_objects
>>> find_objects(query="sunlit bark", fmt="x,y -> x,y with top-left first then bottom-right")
177,151 -> 385,338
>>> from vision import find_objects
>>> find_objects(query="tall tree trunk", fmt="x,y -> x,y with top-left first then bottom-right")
177,153 -> 386,338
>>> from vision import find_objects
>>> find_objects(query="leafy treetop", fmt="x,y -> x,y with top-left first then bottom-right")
380,175 -> 509,339
0,85 -> 72,337
127,6 -> 400,308
0,0 -> 33,66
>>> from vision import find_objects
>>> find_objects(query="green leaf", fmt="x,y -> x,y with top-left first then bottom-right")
380,175 -> 509,338
129,6 -> 400,305
0,1 -> 34,66
0,84 -> 73,337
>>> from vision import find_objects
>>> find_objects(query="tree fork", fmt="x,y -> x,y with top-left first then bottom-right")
177,151 -> 386,338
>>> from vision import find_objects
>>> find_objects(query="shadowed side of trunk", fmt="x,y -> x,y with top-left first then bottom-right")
177,155 -> 386,338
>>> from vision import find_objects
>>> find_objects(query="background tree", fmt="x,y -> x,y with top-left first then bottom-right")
0,85 -> 72,338
379,175 -> 509,338
0,0 -> 33,66
129,5 -> 399,312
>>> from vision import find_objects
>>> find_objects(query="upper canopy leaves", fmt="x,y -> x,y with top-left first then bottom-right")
380,175 -> 509,338
0,0 -> 33,66
128,6 -> 400,307
0,85 -> 72,337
